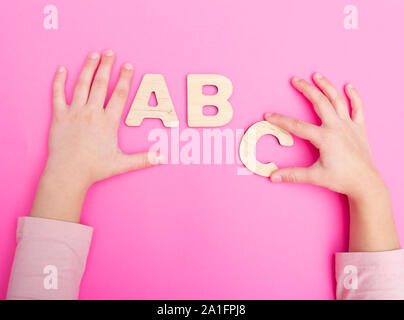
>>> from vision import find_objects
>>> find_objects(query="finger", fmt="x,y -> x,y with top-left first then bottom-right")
345,84 -> 365,125
87,49 -> 115,108
270,166 -> 319,185
53,66 -> 67,108
292,77 -> 337,123
71,52 -> 101,106
265,113 -> 321,147
106,63 -> 134,122
312,73 -> 350,119
116,152 -> 166,174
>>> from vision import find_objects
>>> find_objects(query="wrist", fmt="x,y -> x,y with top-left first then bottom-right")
30,166 -> 91,223
347,171 -> 400,252
347,171 -> 390,208
42,162 -> 93,191
41,168 -> 91,194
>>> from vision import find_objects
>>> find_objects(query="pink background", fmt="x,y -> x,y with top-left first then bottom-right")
1,0 -> 404,299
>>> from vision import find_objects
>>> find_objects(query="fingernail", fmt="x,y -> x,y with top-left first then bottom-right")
271,174 -> 282,183
264,112 -> 272,119
123,63 -> 133,70
292,77 -> 300,84
346,83 -> 354,90
150,153 -> 166,165
58,66 -> 65,73
89,52 -> 100,59
314,72 -> 323,79
103,49 -> 114,57
157,154 -> 166,164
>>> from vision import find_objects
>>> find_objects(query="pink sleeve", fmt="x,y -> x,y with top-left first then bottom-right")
6,217 -> 93,300
335,249 -> 404,300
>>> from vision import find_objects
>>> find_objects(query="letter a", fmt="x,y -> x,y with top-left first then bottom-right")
43,265 -> 58,290
43,5 -> 58,30
125,74 -> 179,127
344,5 -> 358,30
343,265 -> 358,290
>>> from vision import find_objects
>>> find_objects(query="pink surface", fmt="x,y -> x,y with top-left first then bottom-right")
1,0 -> 404,299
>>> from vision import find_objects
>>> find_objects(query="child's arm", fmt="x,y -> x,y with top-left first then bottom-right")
7,51 -> 163,300
265,73 -> 404,299
32,50 -> 163,224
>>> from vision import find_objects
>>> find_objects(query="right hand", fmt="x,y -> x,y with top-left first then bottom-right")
266,73 -> 386,201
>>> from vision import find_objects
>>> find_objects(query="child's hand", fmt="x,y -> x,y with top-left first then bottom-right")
267,73 -> 400,252
265,73 -> 386,200
45,50 -> 164,188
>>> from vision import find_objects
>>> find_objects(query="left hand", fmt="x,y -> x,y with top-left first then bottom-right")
46,50 -> 164,189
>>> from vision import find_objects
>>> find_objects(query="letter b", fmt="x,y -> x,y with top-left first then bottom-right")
187,74 -> 233,127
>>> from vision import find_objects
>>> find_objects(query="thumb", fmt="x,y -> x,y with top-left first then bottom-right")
270,167 -> 317,184
117,152 -> 166,174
